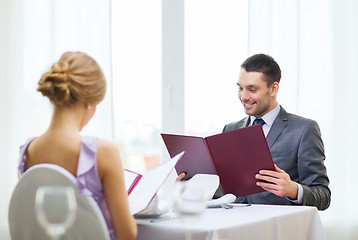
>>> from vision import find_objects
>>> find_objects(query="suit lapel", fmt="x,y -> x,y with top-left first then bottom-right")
240,117 -> 250,128
266,107 -> 288,149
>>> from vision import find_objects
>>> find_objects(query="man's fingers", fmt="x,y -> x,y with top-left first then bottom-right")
176,172 -> 186,181
258,170 -> 282,179
274,164 -> 285,173
256,174 -> 277,184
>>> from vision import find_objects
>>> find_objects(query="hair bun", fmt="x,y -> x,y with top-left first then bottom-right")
37,51 -> 106,106
52,60 -> 69,74
37,61 -> 71,105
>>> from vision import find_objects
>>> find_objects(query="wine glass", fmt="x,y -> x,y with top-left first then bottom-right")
172,181 -> 207,240
35,186 -> 77,240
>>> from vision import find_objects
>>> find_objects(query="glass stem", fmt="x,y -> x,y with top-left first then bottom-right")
51,235 -> 61,240
48,232 -> 63,240
185,227 -> 192,240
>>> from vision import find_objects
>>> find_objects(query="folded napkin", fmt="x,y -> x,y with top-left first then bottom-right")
206,193 -> 237,207
187,174 -> 220,200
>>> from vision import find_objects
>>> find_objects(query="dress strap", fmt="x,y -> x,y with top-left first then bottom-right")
18,137 -> 37,175
76,135 -> 99,199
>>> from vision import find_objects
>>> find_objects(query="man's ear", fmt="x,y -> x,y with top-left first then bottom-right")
270,82 -> 279,96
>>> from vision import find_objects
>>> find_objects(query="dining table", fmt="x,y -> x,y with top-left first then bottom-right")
135,204 -> 325,240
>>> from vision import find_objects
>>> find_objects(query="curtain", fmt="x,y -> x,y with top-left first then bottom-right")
0,0 -> 112,237
248,0 -> 358,239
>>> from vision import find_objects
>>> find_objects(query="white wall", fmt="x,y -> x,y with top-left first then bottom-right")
248,1 -> 358,239
322,0 -> 358,239
0,1 -> 25,238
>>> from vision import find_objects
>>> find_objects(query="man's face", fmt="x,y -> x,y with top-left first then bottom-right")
237,70 -> 278,118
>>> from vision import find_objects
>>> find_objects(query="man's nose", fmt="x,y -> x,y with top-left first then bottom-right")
240,90 -> 249,101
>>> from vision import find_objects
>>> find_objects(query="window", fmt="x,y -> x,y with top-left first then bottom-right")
184,0 -> 249,136
111,0 -> 249,173
111,0 -> 162,173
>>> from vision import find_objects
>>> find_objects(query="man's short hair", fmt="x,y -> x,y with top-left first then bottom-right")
241,53 -> 281,86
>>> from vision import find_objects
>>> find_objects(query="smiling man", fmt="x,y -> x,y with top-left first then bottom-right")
223,54 -> 331,210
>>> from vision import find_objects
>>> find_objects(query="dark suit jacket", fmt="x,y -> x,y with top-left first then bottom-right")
223,106 -> 331,210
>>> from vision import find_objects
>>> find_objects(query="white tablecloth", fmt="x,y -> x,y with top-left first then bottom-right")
135,204 -> 325,240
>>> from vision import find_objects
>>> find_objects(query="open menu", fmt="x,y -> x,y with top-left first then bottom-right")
124,151 -> 184,215
161,125 -> 275,197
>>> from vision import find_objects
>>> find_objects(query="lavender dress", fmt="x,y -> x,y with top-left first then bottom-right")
18,135 -> 116,239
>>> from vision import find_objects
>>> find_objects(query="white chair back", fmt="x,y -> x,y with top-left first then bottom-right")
8,164 -> 110,240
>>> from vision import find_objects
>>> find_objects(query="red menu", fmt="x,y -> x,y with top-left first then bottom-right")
161,125 -> 275,197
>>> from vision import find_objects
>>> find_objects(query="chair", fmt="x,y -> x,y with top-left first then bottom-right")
8,164 -> 110,240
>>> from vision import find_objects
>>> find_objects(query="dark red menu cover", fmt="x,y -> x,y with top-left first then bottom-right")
161,124 -> 275,197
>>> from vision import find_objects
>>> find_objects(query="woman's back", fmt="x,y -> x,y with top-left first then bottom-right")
25,131 -> 82,176
19,133 -> 121,238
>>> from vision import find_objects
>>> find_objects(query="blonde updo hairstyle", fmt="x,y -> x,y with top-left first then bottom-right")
37,51 -> 106,106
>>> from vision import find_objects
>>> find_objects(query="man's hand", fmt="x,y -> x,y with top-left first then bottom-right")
176,172 -> 186,181
255,164 -> 298,199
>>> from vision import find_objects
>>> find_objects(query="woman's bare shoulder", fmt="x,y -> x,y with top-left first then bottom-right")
97,138 -> 119,155
96,139 -> 123,180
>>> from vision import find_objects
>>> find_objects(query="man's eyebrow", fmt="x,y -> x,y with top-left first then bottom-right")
236,83 -> 257,88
